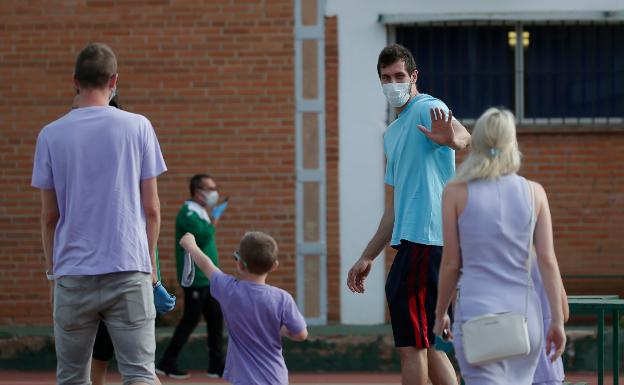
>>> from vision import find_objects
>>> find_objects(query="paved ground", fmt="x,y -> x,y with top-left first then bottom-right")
0,371 -> 619,385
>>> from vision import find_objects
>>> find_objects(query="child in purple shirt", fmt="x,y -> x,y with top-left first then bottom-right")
180,231 -> 308,385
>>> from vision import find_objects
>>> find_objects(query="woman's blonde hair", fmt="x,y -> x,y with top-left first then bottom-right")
453,107 -> 521,183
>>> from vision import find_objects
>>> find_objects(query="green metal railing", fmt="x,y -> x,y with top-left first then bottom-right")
563,275 -> 624,281
568,295 -> 624,385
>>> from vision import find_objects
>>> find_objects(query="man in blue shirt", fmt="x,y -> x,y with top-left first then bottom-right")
347,44 -> 471,385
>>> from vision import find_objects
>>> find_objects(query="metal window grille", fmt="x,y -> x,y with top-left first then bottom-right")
395,21 -> 624,125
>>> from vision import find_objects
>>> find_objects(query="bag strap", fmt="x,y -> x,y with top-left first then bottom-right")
523,180 -> 537,319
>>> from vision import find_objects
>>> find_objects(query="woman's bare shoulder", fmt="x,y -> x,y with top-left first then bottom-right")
443,180 -> 467,199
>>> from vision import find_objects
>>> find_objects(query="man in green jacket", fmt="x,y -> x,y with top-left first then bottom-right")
156,174 -> 225,379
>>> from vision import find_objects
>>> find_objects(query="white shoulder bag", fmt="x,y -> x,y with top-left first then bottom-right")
460,181 -> 536,366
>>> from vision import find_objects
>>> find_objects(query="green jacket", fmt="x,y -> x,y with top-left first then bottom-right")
155,248 -> 161,281
175,200 -> 218,287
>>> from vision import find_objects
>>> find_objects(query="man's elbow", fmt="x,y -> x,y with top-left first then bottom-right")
41,211 -> 59,228
292,328 -> 308,341
442,262 -> 461,275
143,203 -> 161,221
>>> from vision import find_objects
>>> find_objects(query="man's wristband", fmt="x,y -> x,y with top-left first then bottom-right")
45,270 -> 55,281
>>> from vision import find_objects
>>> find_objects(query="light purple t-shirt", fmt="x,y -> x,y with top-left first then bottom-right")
31,106 -> 167,276
210,270 -> 307,385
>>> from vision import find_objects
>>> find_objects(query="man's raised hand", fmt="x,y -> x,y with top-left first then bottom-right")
417,108 -> 455,147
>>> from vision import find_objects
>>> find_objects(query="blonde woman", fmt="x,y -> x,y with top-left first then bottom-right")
432,108 -> 566,384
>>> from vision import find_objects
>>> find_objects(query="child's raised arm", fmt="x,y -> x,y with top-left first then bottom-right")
179,233 -> 221,279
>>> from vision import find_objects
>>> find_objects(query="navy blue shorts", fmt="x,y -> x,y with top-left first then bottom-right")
385,241 -> 450,348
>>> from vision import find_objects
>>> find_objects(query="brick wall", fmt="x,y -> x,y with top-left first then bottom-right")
0,0 -> 299,325
519,129 -> 624,296
1,2 -> 621,325
325,16 -> 340,321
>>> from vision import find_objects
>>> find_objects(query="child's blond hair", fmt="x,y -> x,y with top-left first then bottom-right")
239,232 -> 278,275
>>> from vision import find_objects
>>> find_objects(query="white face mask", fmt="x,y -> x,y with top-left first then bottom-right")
109,73 -> 118,102
108,87 -> 117,102
382,82 -> 411,108
201,190 -> 219,207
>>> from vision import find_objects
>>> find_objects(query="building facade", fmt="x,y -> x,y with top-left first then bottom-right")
0,0 -> 622,325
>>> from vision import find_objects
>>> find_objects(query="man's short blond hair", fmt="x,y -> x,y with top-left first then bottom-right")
74,43 -> 117,89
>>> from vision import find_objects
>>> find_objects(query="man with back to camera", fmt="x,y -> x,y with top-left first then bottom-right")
32,42 -> 174,385
346,44 -> 471,385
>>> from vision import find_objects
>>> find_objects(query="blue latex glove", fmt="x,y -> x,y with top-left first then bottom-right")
211,200 -> 228,220
434,335 -> 454,354
153,281 -> 176,314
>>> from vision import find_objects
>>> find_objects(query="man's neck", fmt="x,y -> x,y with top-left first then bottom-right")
238,271 -> 268,285
77,89 -> 109,107
191,197 -> 208,210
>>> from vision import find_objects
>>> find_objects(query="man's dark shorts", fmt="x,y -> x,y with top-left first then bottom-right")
385,240 -> 450,348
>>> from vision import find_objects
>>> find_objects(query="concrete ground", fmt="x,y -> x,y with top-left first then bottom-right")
0,324 -> 620,384
0,370 -> 619,385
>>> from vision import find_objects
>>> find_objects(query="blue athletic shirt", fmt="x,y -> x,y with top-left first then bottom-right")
384,93 -> 455,247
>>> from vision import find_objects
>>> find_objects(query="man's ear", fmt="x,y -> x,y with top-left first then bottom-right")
411,69 -> 419,83
269,260 -> 279,273
73,77 -> 81,94
109,73 -> 118,89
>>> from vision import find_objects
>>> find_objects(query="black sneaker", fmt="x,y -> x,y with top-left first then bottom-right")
207,365 -> 224,378
206,370 -> 221,378
155,364 -> 190,379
